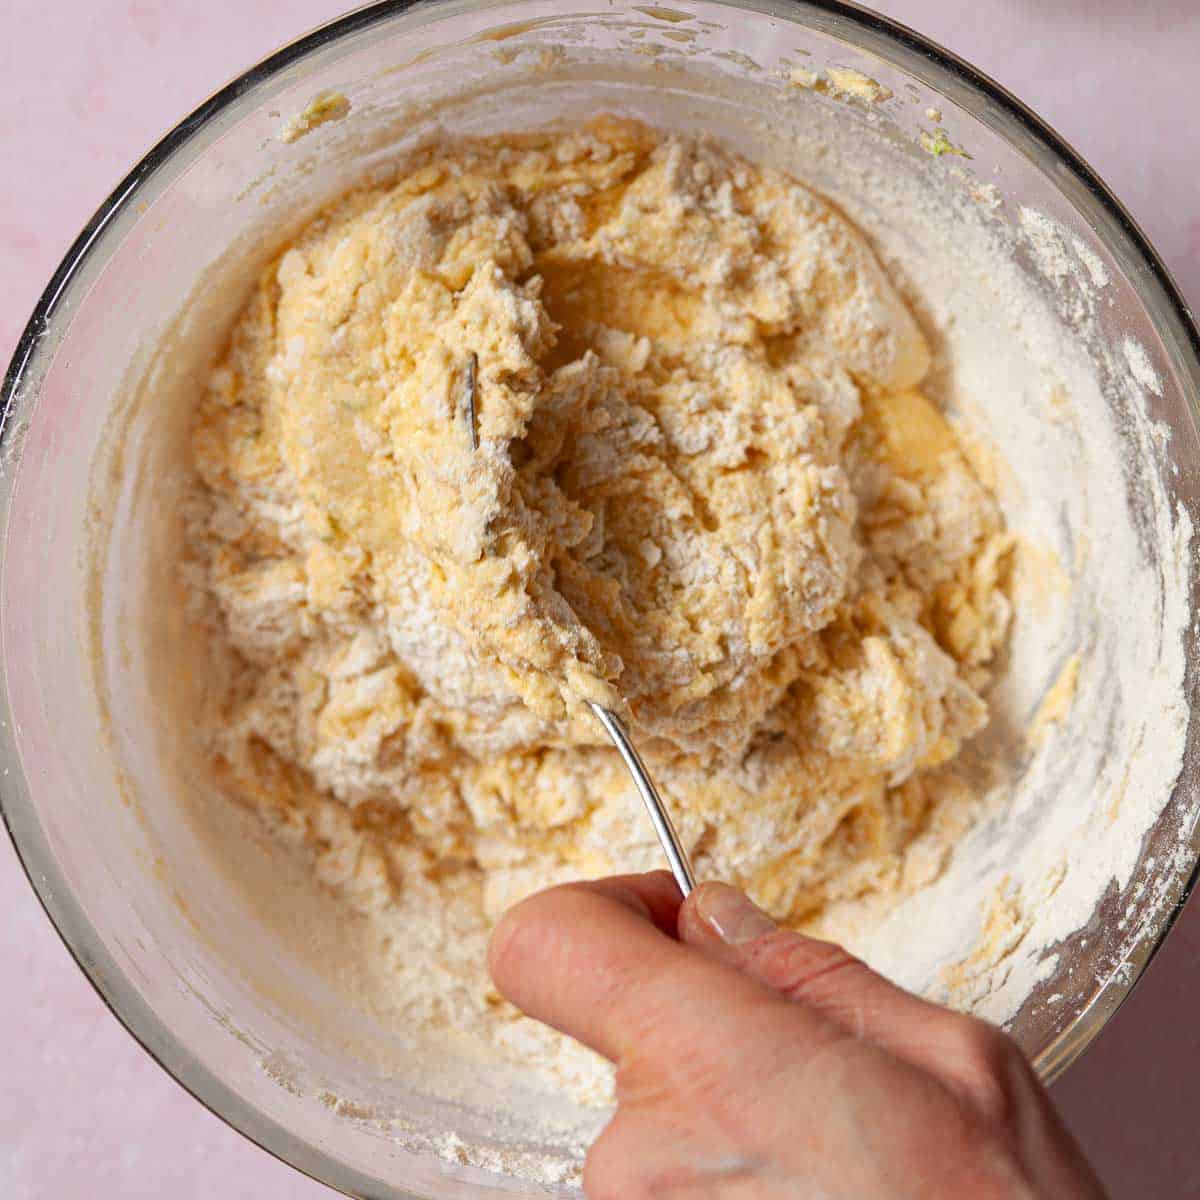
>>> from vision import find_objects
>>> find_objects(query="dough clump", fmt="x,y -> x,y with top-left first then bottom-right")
185,119 -> 1010,1097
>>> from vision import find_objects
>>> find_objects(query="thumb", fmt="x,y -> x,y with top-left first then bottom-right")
680,884 -> 1107,1200
679,882 -> 951,1048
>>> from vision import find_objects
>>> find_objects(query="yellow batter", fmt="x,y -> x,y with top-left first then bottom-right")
186,119 -> 1009,1027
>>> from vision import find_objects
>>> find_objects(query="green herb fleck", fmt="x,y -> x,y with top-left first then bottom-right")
919,127 -> 972,159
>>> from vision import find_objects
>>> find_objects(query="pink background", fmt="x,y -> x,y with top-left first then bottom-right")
2,1 -> 1198,1196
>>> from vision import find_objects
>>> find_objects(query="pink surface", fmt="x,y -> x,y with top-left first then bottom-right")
2,1 -> 1198,1196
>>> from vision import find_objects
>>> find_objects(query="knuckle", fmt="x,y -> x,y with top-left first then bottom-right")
952,1018 -> 1020,1077
947,1018 -> 1028,1126
970,1078 -> 1014,1128
750,933 -> 867,1004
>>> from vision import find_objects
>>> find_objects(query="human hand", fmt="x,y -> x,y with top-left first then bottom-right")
488,871 -> 1106,1199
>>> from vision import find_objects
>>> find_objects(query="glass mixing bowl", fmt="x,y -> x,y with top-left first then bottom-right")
3,2 -> 1199,1197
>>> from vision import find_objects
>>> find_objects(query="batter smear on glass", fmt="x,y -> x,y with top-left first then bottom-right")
183,118 -> 1011,1100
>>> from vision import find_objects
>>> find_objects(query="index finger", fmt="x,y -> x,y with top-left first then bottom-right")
487,871 -> 831,1066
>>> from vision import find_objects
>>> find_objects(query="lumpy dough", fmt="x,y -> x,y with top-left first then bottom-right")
185,119 -> 1011,1094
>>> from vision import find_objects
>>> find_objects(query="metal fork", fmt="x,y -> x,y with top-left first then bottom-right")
587,702 -> 697,897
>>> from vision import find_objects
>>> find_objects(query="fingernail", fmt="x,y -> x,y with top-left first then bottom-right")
694,883 -> 776,945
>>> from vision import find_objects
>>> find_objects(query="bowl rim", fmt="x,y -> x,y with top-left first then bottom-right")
3,1 -> 1199,1197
